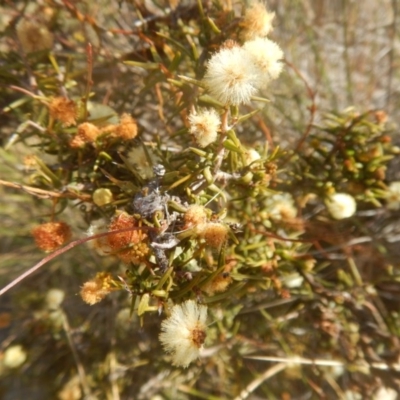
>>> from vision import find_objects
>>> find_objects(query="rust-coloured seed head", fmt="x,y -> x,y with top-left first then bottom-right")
69,122 -> 101,148
78,122 -> 100,142
80,272 -> 113,305
202,273 -> 232,296
107,212 -> 149,264
32,221 -> 71,252
49,97 -> 77,127
198,222 -> 228,249
113,113 -> 138,141
69,134 -> 86,149
108,212 -> 139,249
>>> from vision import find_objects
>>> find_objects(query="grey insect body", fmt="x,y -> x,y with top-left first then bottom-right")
132,164 -> 179,271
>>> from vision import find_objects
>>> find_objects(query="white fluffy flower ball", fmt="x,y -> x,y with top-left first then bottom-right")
203,45 -> 260,105
188,108 -> 221,147
45,288 -> 65,310
325,193 -> 357,220
202,37 -> 284,105
159,299 -> 207,368
244,148 -> 261,166
3,345 -> 27,369
240,0 -> 275,41
265,193 -> 297,221
386,181 -> 400,210
243,37 -> 283,88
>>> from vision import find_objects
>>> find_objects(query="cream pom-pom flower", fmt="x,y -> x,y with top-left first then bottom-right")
202,37 -> 284,105
325,193 -> 357,220
265,192 -> 297,221
203,45 -> 260,105
159,299 -> 208,368
3,345 -> 27,369
188,108 -> 221,147
385,181 -> 400,210
240,0 -> 275,41
244,148 -> 261,167
243,37 -> 284,88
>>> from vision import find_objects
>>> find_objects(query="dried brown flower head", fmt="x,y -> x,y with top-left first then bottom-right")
202,273 -> 232,296
80,272 -> 113,305
113,114 -> 138,140
198,222 -> 228,249
49,97 -> 77,127
69,122 -> 101,148
107,212 -> 150,264
16,19 -> 53,53
32,221 -> 72,252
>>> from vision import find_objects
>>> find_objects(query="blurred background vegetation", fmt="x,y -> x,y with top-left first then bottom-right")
1,0 -> 400,399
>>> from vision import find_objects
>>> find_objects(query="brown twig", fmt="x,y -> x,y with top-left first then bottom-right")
255,114 -> 273,148
0,226 -> 154,297
280,60 -> 317,167
0,179 -> 91,201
